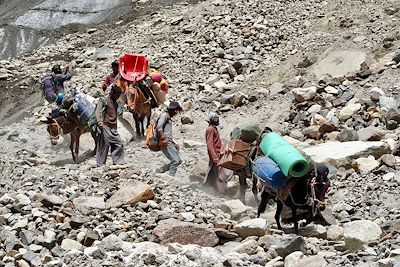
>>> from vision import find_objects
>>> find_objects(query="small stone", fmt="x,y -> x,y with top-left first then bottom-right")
61,239 -> 83,251
291,86 -> 317,102
180,212 -> 195,222
181,115 -> 194,124
105,183 -> 155,208
221,199 -> 249,220
230,239 -> 258,255
41,194 -> 64,207
233,218 -> 268,238
299,224 -> 327,238
370,87 -> 385,102
337,129 -> 359,142
339,103 -> 362,121
272,235 -> 306,258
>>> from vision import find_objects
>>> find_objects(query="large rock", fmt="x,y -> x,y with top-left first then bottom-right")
357,127 -> 385,141
353,156 -> 380,173
233,218 -> 268,238
154,218 -> 219,247
343,220 -> 382,251
105,183 -> 154,208
303,141 -> 391,168
314,50 -> 367,77
221,199 -> 250,220
293,255 -> 327,267
285,251 -> 305,267
339,103 -> 362,121
291,86 -> 317,102
299,224 -> 327,238
272,235 -> 306,258
73,196 -> 106,210
229,239 -> 259,255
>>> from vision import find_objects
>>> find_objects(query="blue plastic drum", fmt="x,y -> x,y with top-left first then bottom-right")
252,156 -> 287,189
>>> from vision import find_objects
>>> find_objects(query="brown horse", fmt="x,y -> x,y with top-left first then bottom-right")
117,78 -> 152,137
41,112 -> 97,163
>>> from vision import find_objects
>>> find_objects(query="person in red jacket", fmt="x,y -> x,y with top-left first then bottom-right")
204,113 -> 233,193
102,61 -> 119,92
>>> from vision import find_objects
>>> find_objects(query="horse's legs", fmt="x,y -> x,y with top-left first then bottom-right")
75,131 -> 80,164
133,113 -> 141,137
70,133 -> 76,163
252,176 -> 259,204
275,201 -> 284,230
291,205 -> 299,234
140,118 -> 145,137
238,172 -> 247,204
257,190 -> 269,217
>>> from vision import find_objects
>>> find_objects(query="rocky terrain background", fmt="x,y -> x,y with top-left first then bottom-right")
0,0 -> 400,266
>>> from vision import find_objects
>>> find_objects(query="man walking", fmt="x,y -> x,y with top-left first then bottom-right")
95,84 -> 124,167
155,101 -> 183,176
204,113 -> 233,194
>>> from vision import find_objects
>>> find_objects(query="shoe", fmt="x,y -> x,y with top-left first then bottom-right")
110,164 -> 127,170
154,168 -> 165,173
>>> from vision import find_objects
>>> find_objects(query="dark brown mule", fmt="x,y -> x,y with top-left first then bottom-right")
41,113 -> 97,163
118,79 -> 152,137
257,163 -> 331,233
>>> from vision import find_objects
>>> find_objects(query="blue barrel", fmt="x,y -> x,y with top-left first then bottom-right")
71,93 -> 95,124
252,156 -> 287,189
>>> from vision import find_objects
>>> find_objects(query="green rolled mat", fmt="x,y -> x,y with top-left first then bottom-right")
259,132 -> 309,177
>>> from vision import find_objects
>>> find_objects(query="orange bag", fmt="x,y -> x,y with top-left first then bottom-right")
145,121 -> 168,151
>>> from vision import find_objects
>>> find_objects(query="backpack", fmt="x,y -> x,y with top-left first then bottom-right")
41,74 -> 56,102
145,117 -> 168,151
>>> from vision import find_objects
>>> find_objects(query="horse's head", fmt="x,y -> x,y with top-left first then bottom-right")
40,116 -> 64,145
309,163 -> 331,211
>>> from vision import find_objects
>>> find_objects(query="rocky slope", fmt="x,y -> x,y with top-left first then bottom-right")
0,0 -> 400,266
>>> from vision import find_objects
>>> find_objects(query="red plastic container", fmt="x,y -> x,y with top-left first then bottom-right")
119,54 -> 149,82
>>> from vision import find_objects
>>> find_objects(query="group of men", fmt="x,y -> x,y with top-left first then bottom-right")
47,61 -> 229,192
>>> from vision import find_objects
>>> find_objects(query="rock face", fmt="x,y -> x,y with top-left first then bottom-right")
343,220 -> 382,251
153,218 -> 219,247
233,218 -> 268,238
105,183 -> 154,208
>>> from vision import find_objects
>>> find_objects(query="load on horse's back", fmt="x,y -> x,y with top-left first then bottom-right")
115,54 -> 169,137
40,88 -> 97,163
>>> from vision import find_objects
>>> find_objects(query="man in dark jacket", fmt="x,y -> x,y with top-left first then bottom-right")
95,84 -> 124,167
155,101 -> 182,176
